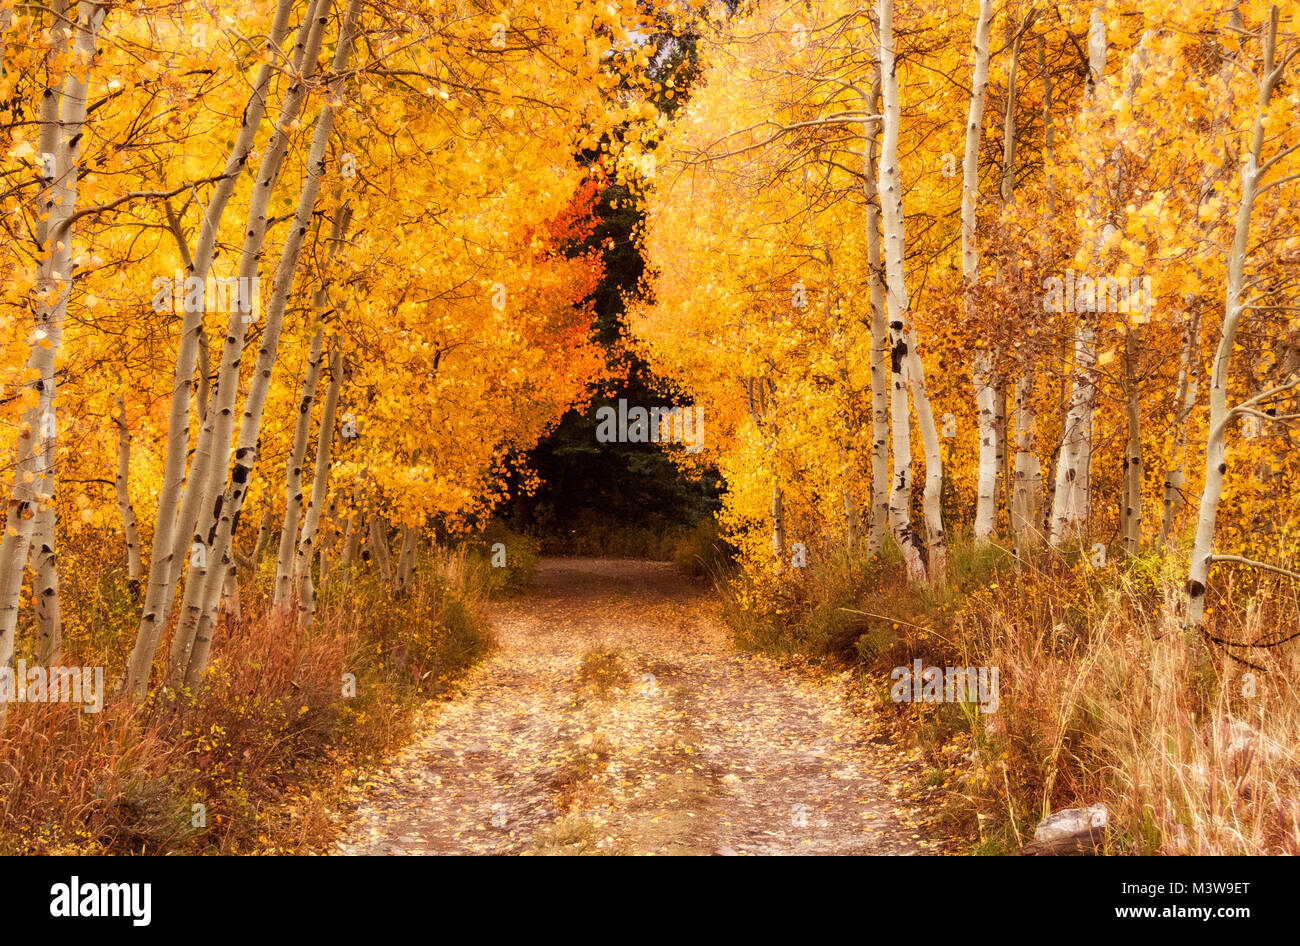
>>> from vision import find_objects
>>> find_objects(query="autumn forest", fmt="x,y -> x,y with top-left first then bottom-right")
0,0 -> 1298,871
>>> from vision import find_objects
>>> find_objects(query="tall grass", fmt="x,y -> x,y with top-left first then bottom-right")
0,533 -> 498,854
721,535 -> 1300,855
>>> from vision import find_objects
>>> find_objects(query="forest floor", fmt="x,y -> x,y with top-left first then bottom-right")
335,558 -> 946,855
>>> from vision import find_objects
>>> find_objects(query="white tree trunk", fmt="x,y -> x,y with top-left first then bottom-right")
1048,8 -> 1107,547
396,526 -> 419,591
367,513 -> 394,584
1122,337 -> 1143,555
32,503 -> 60,665
276,202 -> 350,609
1160,304 -> 1201,545
273,327 -> 325,609
1011,373 -> 1042,546
1012,31 -> 1050,550
878,0 -> 945,583
963,0 -> 996,542
863,70 -> 890,558
125,0 -> 298,696
179,0 -> 363,687
113,393 -> 143,586
295,342 -> 343,627
1186,7 -> 1283,627
167,1 -> 335,684
0,2 -> 103,727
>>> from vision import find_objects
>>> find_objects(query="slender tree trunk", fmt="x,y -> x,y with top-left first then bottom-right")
1012,31 -> 1050,551
827,266 -> 861,554
1161,304 -> 1201,545
295,342 -> 343,627
863,70 -> 890,557
32,503 -> 60,665
168,0 -> 335,685
222,563 -> 240,622
179,0 -> 363,687
1187,7 -> 1283,627
273,327 -> 325,609
879,0 -> 944,582
253,506 -> 274,564
125,0 -> 298,696
113,394 -> 143,586
964,0 -> 997,542
396,526 -> 419,591
1011,372 -> 1042,548
368,513 -> 394,584
993,16 -> 1021,532
1049,8 -> 1107,547
1122,333 -> 1143,555
0,2 -> 102,726
340,489 -> 364,569
275,201 -> 350,610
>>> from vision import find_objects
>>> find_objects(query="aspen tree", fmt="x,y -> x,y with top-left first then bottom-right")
1160,302 -> 1200,545
166,1 -> 335,683
274,202 -> 351,609
878,0 -> 946,583
1049,7 -> 1106,547
126,0 -> 300,696
274,326 -> 325,609
179,0 -> 364,686
963,0 -> 997,542
295,342 -> 343,627
863,71 -> 891,559
1012,29 -> 1050,550
113,393 -> 143,586
0,2 -> 105,726
1186,5 -> 1297,628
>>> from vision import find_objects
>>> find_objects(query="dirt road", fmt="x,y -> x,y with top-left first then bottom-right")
336,558 -> 936,855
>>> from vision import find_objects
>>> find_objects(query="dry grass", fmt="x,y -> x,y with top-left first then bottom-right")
723,538 -> 1300,855
576,646 -> 631,699
958,554 -> 1300,855
0,534 -> 495,854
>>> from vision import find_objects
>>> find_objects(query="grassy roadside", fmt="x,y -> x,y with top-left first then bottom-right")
0,530 -> 534,855
718,535 -> 1300,856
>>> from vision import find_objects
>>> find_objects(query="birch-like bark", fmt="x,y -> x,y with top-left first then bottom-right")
995,22 -> 1021,528
340,494 -> 364,569
167,0 -> 333,684
275,201 -> 349,607
0,2 -> 102,725
368,513 -> 394,584
125,0 -> 298,696
0,1 -> 14,69
179,0 -> 362,686
2,0 -> 70,673
252,506 -> 274,564
1049,8 -> 1106,546
273,326 -> 325,609
1187,6 -> 1285,627
963,0 -> 997,542
879,0 -> 944,582
32,503 -> 59,665
863,70 -> 890,558
1160,304 -> 1201,545
1011,372 -> 1041,546
396,525 -> 418,591
828,271 -> 861,553
222,563 -> 240,621
1117,37 -> 1154,557
1121,334 -> 1143,555
295,342 -> 343,627
113,394 -> 143,585
1012,31 -> 1049,549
